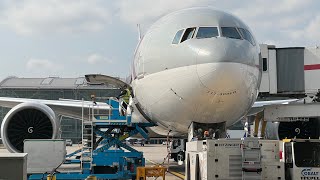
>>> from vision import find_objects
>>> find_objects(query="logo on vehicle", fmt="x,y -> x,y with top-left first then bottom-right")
301,168 -> 319,177
28,127 -> 34,134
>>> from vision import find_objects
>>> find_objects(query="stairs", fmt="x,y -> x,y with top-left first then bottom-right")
241,138 -> 262,180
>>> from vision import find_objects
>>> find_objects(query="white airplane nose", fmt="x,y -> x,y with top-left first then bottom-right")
196,62 -> 245,92
193,61 -> 259,126
195,38 -> 257,93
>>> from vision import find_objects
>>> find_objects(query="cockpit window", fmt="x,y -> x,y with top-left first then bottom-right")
238,28 -> 256,45
172,29 -> 184,44
221,27 -> 241,39
196,27 -> 219,39
180,27 -> 196,43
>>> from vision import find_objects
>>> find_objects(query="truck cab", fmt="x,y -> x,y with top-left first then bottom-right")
281,139 -> 320,180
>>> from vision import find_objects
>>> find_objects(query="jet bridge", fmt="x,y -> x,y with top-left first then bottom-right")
259,44 -> 320,97
251,44 -> 320,140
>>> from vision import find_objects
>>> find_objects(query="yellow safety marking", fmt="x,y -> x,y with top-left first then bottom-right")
168,171 -> 185,179
282,138 -> 291,143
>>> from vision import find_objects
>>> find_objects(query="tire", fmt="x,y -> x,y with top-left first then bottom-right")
178,151 -> 185,161
174,155 -> 178,162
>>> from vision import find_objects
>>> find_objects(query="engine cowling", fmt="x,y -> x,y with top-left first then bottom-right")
265,119 -> 320,140
1,102 -> 59,153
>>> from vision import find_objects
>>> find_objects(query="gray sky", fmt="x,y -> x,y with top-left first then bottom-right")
0,0 -> 319,79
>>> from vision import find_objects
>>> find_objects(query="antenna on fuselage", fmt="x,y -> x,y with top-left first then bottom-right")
137,24 -> 142,41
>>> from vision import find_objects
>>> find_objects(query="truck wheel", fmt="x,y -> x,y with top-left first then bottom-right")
178,151 -> 185,161
174,155 -> 178,162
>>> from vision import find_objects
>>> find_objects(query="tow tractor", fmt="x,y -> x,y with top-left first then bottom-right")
185,138 -> 320,180
28,98 -> 155,180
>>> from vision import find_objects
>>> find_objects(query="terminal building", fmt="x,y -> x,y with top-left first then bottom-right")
0,76 -> 121,143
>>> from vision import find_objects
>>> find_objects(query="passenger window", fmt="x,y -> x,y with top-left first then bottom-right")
196,27 -> 219,39
221,27 -> 241,39
180,27 -> 196,43
172,29 -> 184,44
238,28 -> 256,45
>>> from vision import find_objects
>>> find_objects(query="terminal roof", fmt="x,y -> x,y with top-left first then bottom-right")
0,76 -> 120,89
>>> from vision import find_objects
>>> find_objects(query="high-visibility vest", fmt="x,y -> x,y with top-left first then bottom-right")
122,89 -> 131,103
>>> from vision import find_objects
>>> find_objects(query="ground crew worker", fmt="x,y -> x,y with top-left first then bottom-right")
90,94 -> 97,105
118,86 -> 131,115
204,130 -> 209,138
253,111 -> 267,138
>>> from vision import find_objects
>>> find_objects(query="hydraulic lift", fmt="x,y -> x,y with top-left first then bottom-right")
28,98 -> 155,180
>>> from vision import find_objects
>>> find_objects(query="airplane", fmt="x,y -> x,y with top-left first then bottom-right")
0,7 -> 297,153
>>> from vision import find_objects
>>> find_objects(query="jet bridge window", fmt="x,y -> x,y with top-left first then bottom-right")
221,27 -> 241,39
238,28 -> 256,45
196,27 -> 219,39
180,27 -> 196,43
172,29 -> 184,44
262,58 -> 268,71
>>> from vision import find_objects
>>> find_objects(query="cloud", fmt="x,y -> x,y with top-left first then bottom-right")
305,15 -> 320,39
228,0 -> 319,46
116,0 -> 211,28
26,58 -> 62,71
114,0 -> 320,47
0,0 -> 110,35
234,0 -> 312,20
116,0 -> 314,28
287,15 -> 320,45
0,0 -> 317,47
87,53 -> 113,65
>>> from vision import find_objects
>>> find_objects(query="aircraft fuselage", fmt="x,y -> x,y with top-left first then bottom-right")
131,7 -> 261,135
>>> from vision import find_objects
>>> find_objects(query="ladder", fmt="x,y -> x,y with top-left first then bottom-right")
80,103 -> 95,173
241,138 -> 262,180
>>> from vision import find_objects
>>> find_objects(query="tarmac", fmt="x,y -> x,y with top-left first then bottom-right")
0,143 -> 185,180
